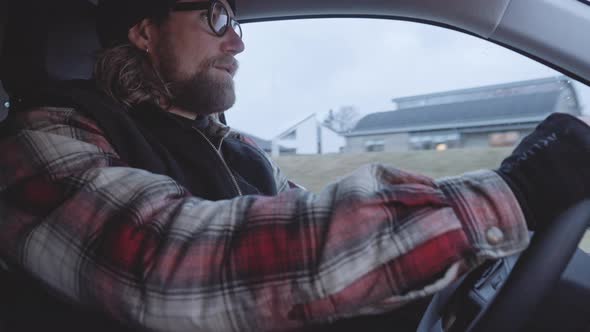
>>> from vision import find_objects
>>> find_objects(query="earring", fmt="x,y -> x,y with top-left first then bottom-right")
145,47 -> 150,54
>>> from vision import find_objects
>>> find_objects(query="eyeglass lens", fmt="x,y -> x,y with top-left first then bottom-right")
210,2 -> 242,38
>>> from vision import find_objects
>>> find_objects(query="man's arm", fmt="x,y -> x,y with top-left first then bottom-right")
0,106 -> 529,331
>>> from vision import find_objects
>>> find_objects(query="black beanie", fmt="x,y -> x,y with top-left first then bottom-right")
96,0 -> 237,48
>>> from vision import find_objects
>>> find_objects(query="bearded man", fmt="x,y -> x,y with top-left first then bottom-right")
1,0 -> 590,331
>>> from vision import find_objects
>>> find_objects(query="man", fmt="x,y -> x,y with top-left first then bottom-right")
0,0 -> 590,331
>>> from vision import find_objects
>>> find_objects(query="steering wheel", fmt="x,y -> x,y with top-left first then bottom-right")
417,199 -> 590,332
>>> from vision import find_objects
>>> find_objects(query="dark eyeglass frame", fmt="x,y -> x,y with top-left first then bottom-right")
172,1 -> 242,39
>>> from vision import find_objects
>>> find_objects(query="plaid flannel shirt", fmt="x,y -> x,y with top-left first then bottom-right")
0,106 -> 529,331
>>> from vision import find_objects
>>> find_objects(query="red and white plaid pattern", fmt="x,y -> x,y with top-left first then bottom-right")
0,106 -> 529,331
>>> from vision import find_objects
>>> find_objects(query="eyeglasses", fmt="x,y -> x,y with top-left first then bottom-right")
172,1 -> 242,39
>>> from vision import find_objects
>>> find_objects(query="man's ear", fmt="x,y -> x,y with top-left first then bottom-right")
127,18 -> 158,52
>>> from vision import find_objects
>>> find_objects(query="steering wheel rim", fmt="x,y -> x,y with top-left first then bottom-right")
418,199 -> 590,332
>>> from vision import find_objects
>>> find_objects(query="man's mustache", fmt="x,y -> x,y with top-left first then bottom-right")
211,56 -> 239,76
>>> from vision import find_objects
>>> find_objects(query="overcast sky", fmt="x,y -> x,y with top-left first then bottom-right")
228,19 -> 590,140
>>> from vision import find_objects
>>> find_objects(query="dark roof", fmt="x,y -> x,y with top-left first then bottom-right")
350,91 -> 565,135
392,76 -> 570,104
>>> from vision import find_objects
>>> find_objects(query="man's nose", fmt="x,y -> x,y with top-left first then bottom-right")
221,27 -> 245,55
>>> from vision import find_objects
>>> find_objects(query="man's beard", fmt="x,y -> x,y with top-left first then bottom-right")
157,45 -> 237,114
168,64 -> 236,114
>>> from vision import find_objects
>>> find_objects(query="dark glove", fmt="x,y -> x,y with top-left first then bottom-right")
496,113 -> 590,230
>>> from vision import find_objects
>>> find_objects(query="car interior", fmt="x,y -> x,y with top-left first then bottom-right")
1,0 -> 590,331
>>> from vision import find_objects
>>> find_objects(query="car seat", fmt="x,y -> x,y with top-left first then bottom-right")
0,1 -> 136,331
0,0 -> 99,100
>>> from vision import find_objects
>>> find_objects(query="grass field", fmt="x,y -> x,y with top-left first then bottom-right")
275,147 -> 590,252
275,147 -> 513,193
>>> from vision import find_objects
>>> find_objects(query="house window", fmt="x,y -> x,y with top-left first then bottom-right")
409,133 -> 460,150
489,131 -> 520,147
279,147 -> 297,155
282,130 -> 297,140
365,140 -> 385,152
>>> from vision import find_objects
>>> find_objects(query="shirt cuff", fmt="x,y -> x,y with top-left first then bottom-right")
436,170 -> 530,260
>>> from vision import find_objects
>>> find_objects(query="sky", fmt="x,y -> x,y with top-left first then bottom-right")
227,18 -> 590,140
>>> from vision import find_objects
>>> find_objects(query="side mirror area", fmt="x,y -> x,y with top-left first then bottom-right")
0,0 -> 8,121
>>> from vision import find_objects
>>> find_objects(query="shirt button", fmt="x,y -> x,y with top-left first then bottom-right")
486,226 -> 504,245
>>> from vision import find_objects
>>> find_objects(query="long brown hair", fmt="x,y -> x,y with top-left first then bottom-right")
94,43 -> 172,109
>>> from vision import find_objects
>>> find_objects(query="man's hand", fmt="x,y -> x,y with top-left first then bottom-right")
497,113 -> 590,230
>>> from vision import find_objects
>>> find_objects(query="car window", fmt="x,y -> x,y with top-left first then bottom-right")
230,18 -> 590,252
230,18 -> 590,190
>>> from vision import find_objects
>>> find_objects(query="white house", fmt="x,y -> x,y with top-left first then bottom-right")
271,114 -> 345,156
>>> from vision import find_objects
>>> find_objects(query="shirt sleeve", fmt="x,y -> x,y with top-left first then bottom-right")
0,107 -> 529,332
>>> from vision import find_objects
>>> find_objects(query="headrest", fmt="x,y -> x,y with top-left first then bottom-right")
0,0 -> 100,98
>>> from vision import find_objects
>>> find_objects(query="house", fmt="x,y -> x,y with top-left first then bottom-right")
344,76 -> 581,152
271,114 -> 345,156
